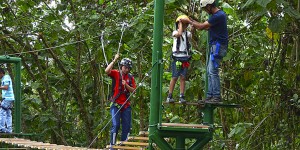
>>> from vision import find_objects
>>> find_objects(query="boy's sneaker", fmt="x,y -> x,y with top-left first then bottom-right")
117,142 -> 125,146
166,97 -> 175,103
179,97 -> 186,104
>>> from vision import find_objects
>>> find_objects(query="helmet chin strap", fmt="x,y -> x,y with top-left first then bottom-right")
208,5 -> 213,14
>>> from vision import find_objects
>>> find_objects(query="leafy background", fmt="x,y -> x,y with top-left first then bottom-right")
0,0 -> 300,149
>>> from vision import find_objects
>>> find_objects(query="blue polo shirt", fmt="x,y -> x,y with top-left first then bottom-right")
1,75 -> 15,101
208,10 -> 228,45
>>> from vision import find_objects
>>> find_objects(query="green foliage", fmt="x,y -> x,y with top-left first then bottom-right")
228,123 -> 253,139
1,0 -> 300,149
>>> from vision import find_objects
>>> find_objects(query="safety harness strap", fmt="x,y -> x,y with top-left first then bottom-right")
210,41 -> 221,68
109,73 -> 133,103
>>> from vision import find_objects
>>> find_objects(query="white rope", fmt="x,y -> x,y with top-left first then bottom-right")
191,0 -> 196,14
100,31 -> 108,66
117,22 -> 128,54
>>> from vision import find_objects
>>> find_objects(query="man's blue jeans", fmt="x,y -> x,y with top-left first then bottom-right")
207,44 -> 227,98
110,105 -> 131,145
0,100 -> 14,133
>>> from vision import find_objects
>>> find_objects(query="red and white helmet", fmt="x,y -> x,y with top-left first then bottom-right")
200,0 -> 215,8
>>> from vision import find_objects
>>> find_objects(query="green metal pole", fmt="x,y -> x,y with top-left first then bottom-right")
150,134 -> 173,150
149,0 -> 164,149
0,56 -> 21,63
188,136 -> 212,150
15,61 -> 21,133
203,105 -> 214,124
176,136 -> 185,150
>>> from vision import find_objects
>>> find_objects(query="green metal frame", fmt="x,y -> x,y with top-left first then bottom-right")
148,0 -> 236,149
0,56 -> 22,133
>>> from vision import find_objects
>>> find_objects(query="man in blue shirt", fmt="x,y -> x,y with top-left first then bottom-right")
0,68 -> 15,133
181,0 -> 228,103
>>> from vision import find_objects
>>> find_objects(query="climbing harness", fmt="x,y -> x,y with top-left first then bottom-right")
109,72 -> 133,103
88,61 -> 158,148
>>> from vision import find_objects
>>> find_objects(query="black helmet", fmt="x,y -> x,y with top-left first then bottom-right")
120,58 -> 132,69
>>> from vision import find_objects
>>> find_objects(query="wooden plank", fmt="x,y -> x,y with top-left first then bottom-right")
36,145 -> 74,149
119,141 -> 148,146
163,102 -> 204,106
0,138 -> 101,150
0,148 -> 29,150
18,143 -> 57,148
106,145 -> 144,150
0,138 -> 31,142
138,131 -> 148,136
161,123 -> 209,128
208,103 -> 241,108
128,136 -> 149,141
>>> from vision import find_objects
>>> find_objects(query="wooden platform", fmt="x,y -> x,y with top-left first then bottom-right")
0,138 -> 101,150
160,123 -> 210,128
163,102 -> 204,106
105,145 -> 144,150
163,101 -> 241,108
138,131 -> 149,137
105,131 -> 149,150
128,136 -> 149,141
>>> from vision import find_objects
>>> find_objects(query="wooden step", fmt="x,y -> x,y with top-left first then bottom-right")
128,136 -> 149,141
138,131 -> 148,137
163,102 -> 204,106
161,123 -> 210,128
118,141 -> 148,146
0,138 -> 100,150
106,145 -> 144,150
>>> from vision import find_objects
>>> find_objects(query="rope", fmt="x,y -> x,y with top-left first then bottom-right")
117,22 -> 128,54
191,0 -> 196,14
88,61 -> 158,148
100,31 -> 108,66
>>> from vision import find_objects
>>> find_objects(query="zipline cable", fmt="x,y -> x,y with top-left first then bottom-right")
3,35 -> 99,56
88,61 -> 159,148
3,20 -> 129,56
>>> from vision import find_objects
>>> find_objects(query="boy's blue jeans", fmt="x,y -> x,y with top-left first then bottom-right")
110,105 -> 131,145
207,44 -> 227,98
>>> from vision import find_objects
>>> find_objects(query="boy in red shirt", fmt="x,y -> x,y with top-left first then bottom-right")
105,54 -> 136,146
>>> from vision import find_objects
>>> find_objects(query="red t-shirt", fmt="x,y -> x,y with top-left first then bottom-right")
109,70 -> 136,108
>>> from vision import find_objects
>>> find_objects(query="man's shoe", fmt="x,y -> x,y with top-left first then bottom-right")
197,100 -> 205,104
207,97 -> 222,104
166,97 -> 175,103
179,97 -> 186,104
203,97 -> 212,103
